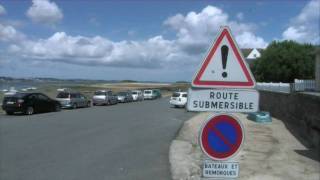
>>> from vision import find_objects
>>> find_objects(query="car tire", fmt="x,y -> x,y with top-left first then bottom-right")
25,106 -> 34,115
72,103 -> 77,109
87,102 -> 91,107
55,104 -> 61,112
6,111 -> 14,115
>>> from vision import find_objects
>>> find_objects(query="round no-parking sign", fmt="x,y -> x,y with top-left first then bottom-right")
200,114 -> 244,161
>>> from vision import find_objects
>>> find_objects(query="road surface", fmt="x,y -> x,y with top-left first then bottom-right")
0,98 -> 196,180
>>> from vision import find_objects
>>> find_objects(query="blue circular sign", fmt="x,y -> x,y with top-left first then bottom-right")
200,114 -> 244,160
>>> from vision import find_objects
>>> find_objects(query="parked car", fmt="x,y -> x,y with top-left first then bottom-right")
170,92 -> 188,108
117,91 -> 134,103
92,90 -> 118,106
2,92 -> 61,115
131,90 -> 144,101
143,89 -> 162,100
56,91 -> 91,109
154,89 -> 162,98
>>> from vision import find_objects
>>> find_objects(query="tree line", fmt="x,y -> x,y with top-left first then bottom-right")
250,40 -> 316,83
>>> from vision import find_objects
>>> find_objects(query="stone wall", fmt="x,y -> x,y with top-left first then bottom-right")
259,90 -> 320,149
316,48 -> 320,91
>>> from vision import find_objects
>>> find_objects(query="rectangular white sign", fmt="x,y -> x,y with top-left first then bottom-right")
187,88 -> 259,112
203,161 -> 239,178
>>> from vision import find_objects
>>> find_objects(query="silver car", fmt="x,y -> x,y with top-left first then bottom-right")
92,90 -> 118,106
56,92 -> 91,109
117,91 -> 134,103
131,90 -> 144,101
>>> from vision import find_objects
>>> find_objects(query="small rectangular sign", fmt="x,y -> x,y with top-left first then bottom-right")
203,160 -> 239,178
187,88 -> 259,112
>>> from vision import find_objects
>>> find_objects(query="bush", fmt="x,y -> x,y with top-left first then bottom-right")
251,41 -> 315,83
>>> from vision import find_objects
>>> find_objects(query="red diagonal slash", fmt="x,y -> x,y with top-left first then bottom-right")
208,126 -> 236,150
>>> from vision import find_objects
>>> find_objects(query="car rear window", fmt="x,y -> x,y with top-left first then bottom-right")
71,93 -> 80,98
3,93 -> 28,102
172,93 -> 180,97
132,92 -> 137,95
144,90 -> 151,94
57,92 -> 70,98
118,92 -> 127,96
3,96 -> 18,102
182,94 -> 187,97
94,91 -> 105,95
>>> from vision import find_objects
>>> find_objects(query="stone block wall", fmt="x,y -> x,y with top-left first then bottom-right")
259,91 -> 320,149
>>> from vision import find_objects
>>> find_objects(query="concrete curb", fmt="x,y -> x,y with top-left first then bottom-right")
169,112 -> 209,180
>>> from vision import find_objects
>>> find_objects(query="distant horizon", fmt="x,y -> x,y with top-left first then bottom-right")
0,75 -> 190,84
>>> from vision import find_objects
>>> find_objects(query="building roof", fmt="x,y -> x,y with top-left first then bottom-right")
241,48 -> 264,57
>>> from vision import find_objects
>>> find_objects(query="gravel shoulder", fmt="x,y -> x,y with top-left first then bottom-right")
169,113 -> 320,180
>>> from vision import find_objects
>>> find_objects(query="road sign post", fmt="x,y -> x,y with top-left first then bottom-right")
199,114 -> 244,161
188,26 -> 260,179
187,88 -> 259,112
203,160 -> 239,178
191,26 -> 256,89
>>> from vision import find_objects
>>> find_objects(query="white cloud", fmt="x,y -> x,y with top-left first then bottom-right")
0,23 -> 25,42
164,5 -> 267,49
282,0 -> 320,44
0,4 -> 26,42
235,32 -> 267,49
26,0 -> 63,25
7,5 -> 266,69
0,4 -> 6,15
236,12 -> 244,20
11,32 -> 186,68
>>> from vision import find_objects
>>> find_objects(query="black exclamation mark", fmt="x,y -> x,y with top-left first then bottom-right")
221,45 -> 229,78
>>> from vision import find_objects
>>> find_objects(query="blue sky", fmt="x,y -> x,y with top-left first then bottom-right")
0,0 -> 319,82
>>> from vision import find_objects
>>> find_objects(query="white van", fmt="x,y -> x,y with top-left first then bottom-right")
131,90 -> 144,101
143,89 -> 162,100
169,92 -> 187,107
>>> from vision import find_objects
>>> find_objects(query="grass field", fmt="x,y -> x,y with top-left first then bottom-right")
0,82 -> 190,115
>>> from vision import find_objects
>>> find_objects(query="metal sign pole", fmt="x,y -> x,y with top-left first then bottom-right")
188,26 -> 259,179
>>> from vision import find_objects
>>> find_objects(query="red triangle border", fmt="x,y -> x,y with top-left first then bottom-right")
192,28 -> 255,88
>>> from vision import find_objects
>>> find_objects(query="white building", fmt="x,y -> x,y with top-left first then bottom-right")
246,48 -> 261,60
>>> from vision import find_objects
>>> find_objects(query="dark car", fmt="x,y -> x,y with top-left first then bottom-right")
117,91 -> 134,103
2,93 -> 61,115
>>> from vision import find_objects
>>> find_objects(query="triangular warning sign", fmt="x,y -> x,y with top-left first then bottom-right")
192,26 -> 256,88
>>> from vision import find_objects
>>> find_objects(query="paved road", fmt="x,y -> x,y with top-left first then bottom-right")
0,98 -> 196,180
